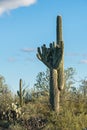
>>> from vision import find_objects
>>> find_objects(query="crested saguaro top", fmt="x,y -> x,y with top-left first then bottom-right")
37,15 -> 64,70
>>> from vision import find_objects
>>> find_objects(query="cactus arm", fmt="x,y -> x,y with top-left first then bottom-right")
57,41 -> 64,90
37,45 -> 51,68
58,64 -> 64,90
56,15 -> 62,43
54,41 -> 64,69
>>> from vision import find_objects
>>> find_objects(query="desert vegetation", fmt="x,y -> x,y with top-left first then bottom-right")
0,67 -> 87,130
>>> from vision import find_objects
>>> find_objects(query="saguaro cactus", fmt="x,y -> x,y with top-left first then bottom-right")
17,79 -> 23,107
37,16 -> 64,112
19,79 -> 23,107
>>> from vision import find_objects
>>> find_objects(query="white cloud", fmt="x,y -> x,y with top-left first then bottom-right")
0,0 -> 37,15
79,59 -> 87,64
21,48 -> 36,53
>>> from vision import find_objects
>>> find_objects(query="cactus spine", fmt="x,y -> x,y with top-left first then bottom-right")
37,16 -> 64,112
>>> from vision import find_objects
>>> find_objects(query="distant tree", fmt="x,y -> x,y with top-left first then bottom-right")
79,77 -> 87,98
64,67 -> 76,92
60,67 -> 77,104
34,68 -> 50,92
0,75 -> 10,94
0,75 -> 13,112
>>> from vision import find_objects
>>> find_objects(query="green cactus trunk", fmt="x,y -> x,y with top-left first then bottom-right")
19,79 -> 23,107
50,68 -> 60,112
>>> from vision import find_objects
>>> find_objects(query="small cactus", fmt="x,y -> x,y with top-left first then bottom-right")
17,79 -> 23,107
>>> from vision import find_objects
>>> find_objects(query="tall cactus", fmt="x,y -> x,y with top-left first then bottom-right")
37,16 -> 64,112
57,16 -> 64,91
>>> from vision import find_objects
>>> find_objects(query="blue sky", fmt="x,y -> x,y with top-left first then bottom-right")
0,0 -> 87,92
